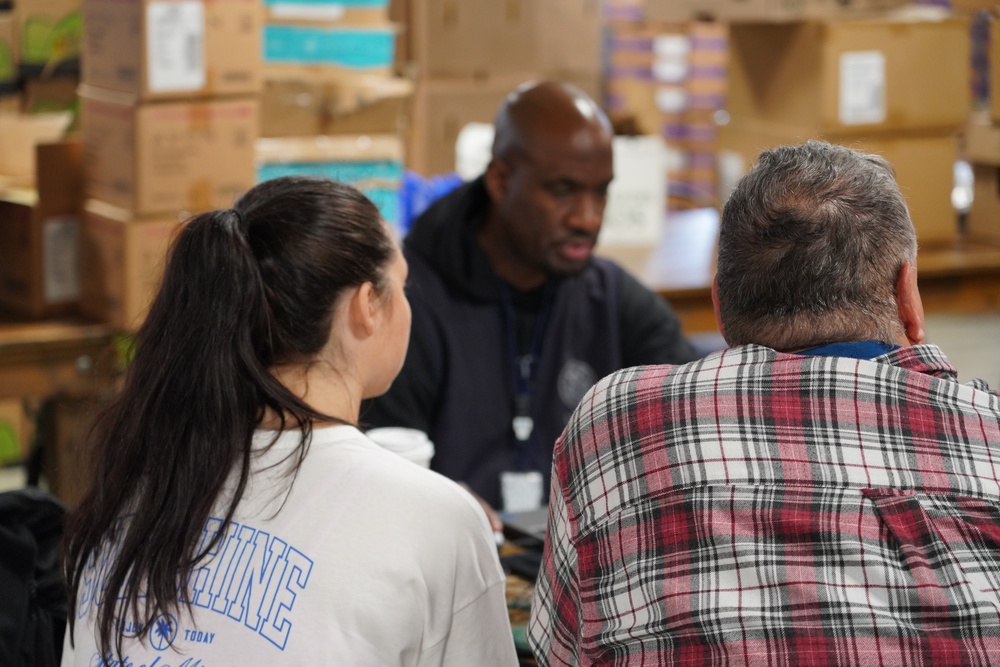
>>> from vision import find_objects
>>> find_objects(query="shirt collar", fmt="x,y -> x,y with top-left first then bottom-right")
873,344 -> 961,382
780,342 -> 959,383
796,341 -> 900,360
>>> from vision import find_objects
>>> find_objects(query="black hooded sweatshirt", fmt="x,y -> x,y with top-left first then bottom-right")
363,177 -> 697,508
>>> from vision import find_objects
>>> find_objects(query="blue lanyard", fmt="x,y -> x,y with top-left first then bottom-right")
497,280 -> 554,470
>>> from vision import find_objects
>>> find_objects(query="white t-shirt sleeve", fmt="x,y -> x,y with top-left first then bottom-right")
418,482 -> 519,667
59,626 -> 74,666
433,579 -> 519,666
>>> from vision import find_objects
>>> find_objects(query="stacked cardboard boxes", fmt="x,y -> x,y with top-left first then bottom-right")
646,0 -> 907,22
0,142 -> 83,318
0,2 -> 79,318
605,16 -> 728,210
398,0 -> 603,177
719,12 -> 970,246
78,0 -> 261,330
258,0 -> 408,226
0,0 -> 80,187
257,133 -> 405,224
963,22 -> 1000,244
0,0 -> 81,319
0,0 -> 83,182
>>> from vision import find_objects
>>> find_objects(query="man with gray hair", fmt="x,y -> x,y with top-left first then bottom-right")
530,141 -> 1000,666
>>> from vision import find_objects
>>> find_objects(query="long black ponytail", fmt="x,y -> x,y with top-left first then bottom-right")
63,176 -> 395,661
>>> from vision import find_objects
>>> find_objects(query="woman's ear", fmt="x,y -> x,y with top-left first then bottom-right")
347,282 -> 378,338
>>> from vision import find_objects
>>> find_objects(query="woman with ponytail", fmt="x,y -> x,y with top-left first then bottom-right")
61,176 -> 518,666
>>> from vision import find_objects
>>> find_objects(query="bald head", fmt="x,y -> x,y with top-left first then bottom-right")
478,80 -> 615,292
492,81 -> 613,161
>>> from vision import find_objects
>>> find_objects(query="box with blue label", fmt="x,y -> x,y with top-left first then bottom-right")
255,134 -> 402,223
263,0 -> 388,25
263,23 -> 395,73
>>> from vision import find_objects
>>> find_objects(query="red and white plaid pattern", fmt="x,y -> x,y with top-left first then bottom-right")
529,344 -> 1000,666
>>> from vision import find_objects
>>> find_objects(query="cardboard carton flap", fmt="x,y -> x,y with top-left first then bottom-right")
36,140 -> 83,207
255,134 -> 403,163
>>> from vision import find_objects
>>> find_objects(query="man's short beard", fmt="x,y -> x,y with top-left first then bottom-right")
545,255 -> 592,279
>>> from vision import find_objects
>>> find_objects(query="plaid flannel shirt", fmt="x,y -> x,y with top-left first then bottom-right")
529,344 -> 1000,667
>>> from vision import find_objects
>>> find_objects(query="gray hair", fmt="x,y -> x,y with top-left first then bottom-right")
717,140 -> 918,350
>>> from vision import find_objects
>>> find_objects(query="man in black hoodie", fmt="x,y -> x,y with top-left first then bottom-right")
365,80 -> 697,525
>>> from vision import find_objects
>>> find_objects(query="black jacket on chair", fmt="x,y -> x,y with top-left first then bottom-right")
0,487 -> 67,667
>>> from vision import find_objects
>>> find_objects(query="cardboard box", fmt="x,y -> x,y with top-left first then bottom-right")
950,0 -> 1000,13
968,163 -> 1000,243
263,22 -> 395,74
260,70 -> 411,137
82,0 -> 261,101
0,111 -> 74,185
992,23 -> 1000,125
408,0 -> 533,78
727,15 -> 970,135
606,21 -> 727,137
964,113 -> 1000,242
256,134 -> 403,222
79,199 -> 187,330
409,74 -> 535,176
964,112 -> 1000,167
406,0 -> 601,79
719,117 -> 960,245
0,11 -> 16,93
647,0 -> 905,22
531,0 -> 602,79
81,88 -> 258,215
263,0 -> 389,25
16,0 -> 81,77
0,141 -> 84,317
22,75 -> 78,113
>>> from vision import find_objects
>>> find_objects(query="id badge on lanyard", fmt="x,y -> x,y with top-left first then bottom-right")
500,470 -> 544,513
498,280 -> 552,514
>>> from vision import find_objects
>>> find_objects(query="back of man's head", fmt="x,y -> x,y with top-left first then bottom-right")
716,141 -> 917,351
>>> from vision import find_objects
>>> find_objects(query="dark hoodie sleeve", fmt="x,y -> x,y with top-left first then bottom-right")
617,268 -> 700,366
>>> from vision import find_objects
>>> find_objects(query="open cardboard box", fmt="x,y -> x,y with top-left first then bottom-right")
0,140 -> 83,318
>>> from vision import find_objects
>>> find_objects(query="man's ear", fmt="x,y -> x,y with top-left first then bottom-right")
896,261 -> 925,346
711,275 -> 725,340
484,158 -> 510,205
